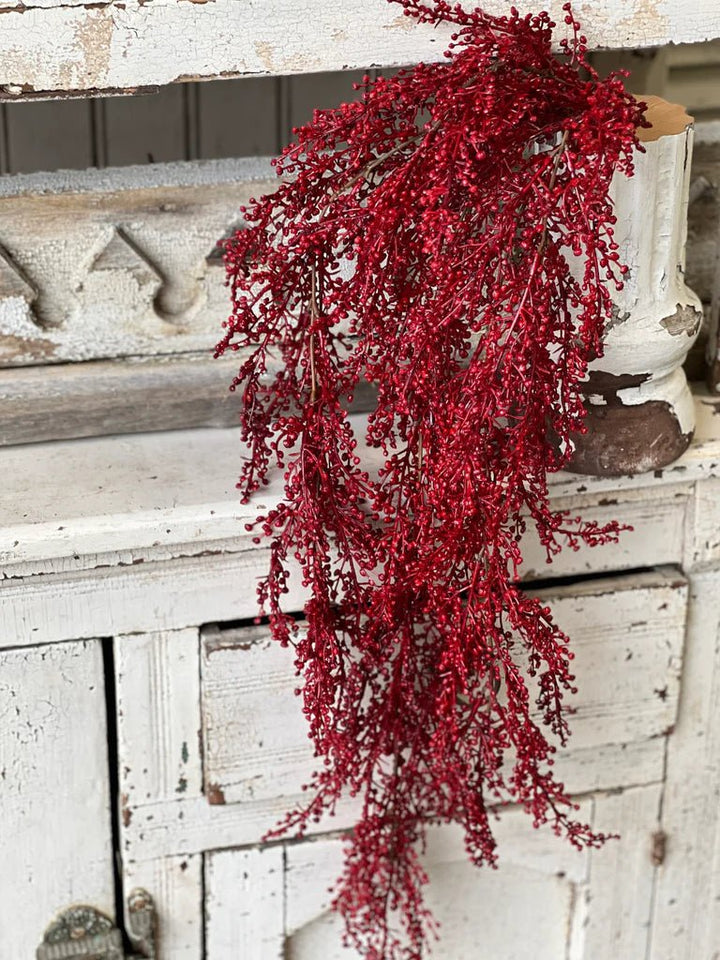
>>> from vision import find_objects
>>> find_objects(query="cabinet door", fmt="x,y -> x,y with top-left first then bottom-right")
204,786 -> 661,960
0,639 -> 114,958
115,568 -> 687,958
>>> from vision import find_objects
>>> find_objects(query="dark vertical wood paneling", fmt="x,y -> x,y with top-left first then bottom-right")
197,77 -> 279,158
0,105 -> 9,174
285,70 -> 366,133
4,99 -> 93,173
103,87 -> 187,166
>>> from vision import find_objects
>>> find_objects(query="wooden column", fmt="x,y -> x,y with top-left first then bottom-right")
570,98 -> 703,476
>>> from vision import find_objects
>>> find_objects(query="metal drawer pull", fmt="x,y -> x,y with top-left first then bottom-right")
37,889 -> 156,960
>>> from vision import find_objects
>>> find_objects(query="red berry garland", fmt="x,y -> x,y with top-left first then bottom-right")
216,3 -> 646,956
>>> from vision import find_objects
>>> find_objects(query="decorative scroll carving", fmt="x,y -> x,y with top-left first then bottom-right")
0,158 -> 276,367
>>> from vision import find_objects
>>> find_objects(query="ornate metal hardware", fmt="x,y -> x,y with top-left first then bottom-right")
37,889 -> 156,960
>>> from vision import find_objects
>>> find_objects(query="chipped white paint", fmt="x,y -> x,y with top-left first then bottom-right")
199,572 -> 685,808
200,624 -> 318,807
205,847 -> 285,959
0,640 -> 114,958
0,0 -> 718,97
6,400 -> 720,956
113,572 -> 680,872
580,104 -> 702,465
115,629 -> 202,808
6,398 -> 720,647
7,396 -> 720,583
585,785 -> 663,957
532,570 -> 686,749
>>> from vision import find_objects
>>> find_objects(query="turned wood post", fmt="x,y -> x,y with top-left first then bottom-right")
570,97 -> 702,476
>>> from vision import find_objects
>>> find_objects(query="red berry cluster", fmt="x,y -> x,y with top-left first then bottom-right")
216,3 -> 646,956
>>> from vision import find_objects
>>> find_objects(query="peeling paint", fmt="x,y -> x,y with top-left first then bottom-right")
651,829 -> 667,865
660,303 -> 703,338
206,781 -> 226,805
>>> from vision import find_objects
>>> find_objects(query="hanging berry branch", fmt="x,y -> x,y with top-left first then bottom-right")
216,2 -> 646,956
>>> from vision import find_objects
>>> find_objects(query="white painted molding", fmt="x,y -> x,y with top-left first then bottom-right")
1,396 -> 719,578
0,1 -> 718,97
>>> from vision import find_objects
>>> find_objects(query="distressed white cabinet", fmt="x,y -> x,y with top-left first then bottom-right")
114,570 -> 686,958
4,397 -> 720,958
0,640 -> 115,958
1,1 -> 720,957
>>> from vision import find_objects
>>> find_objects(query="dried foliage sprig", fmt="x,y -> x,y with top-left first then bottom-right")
216,2 -> 646,956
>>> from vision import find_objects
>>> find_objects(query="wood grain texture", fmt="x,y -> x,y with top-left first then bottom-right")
0,639 -> 114,958
0,354 -> 244,446
200,571 -> 684,801
0,354 -> 379,447
116,629 -> 202,806
0,0 -> 718,97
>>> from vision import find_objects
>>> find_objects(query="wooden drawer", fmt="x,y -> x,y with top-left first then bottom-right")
116,567 -> 687,958
197,568 -> 686,808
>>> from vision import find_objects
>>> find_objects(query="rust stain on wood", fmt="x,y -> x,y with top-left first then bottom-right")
651,829 -> 668,866
569,400 -> 691,476
121,792 -> 133,827
206,781 -> 226,805
0,83 -> 159,101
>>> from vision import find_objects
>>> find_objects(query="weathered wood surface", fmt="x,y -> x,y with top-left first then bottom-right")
0,354 -> 244,445
0,125 -> 712,444
118,616 -> 668,960
113,571 -> 682,867
122,855 -> 203,960
200,571 -> 685,808
0,354 -> 378,447
0,0 -> 718,98
205,847 -> 285,959
201,788 -> 661,960
6,394 -> 720,643
5,390 -> 720,580
0,639 -> 114,959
